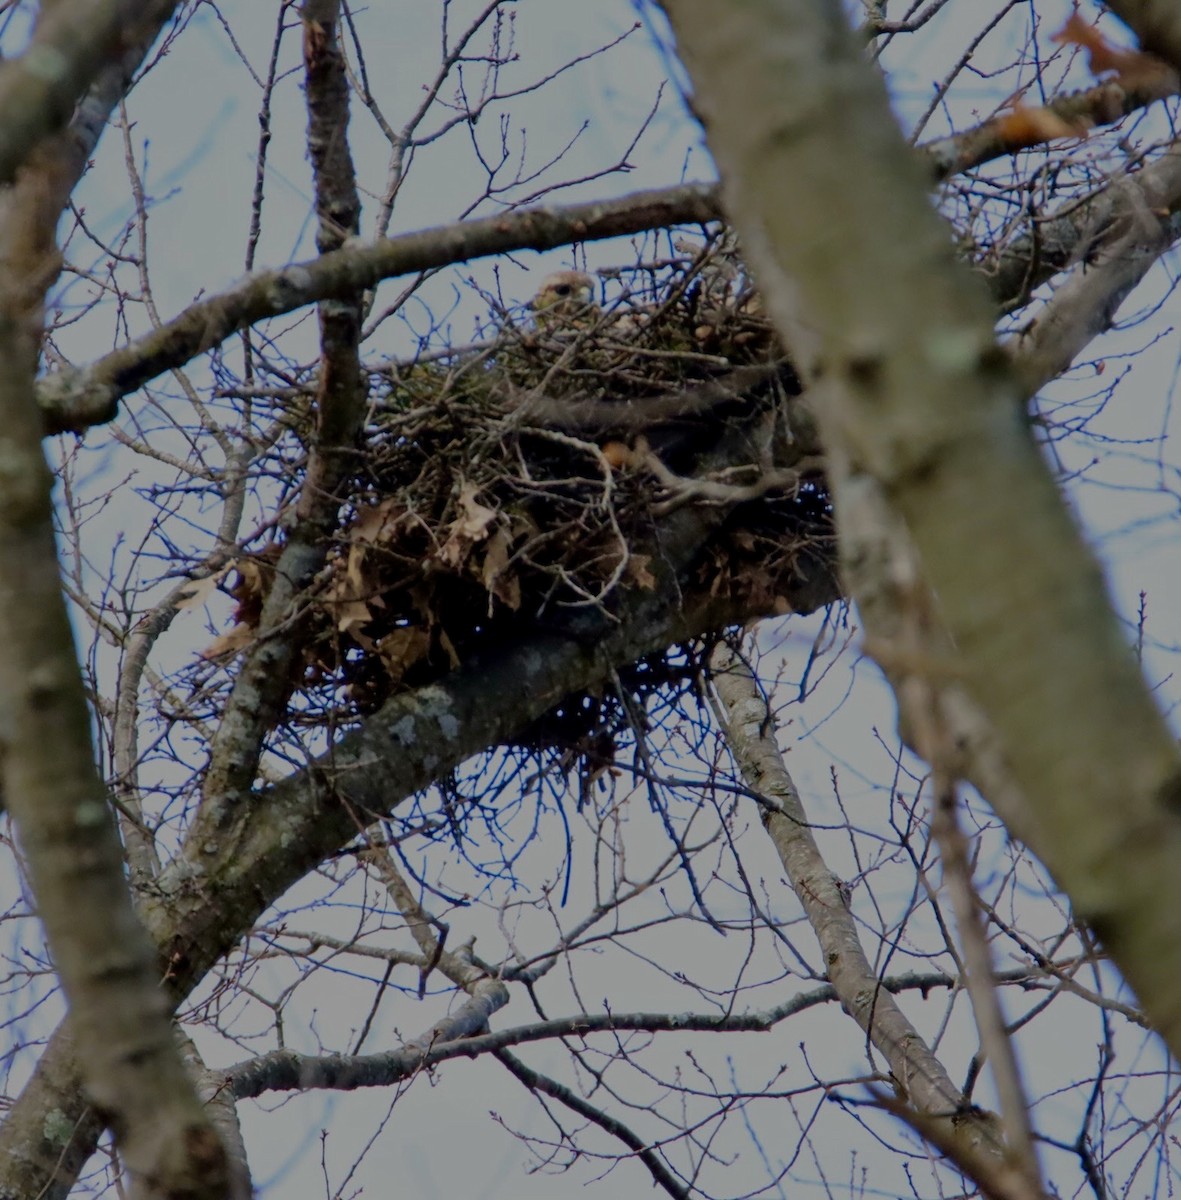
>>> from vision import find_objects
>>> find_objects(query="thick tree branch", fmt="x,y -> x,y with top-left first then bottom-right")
37,137 -> 1181,437
0,412 -> 840,1200
219,984 -> 915,1099
988,147 -> 1181,315
1009,146 -> 1181,391
0,0 -> 179,185
37,183 -> 724,433
0,5 -> 234,1197
179,1034 -> 252,1200
202,0 -> 368,809
218,963 -> 1050,1099
0,269 -> 226,1200
709,647 -> 1010,1165
658,0 -> 1181,1070
921,72 -> 1180,183
830,450 -> 1042,850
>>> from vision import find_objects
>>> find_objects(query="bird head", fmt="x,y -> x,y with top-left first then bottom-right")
529,270 -> 598,327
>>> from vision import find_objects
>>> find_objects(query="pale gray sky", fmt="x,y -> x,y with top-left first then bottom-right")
2,2 -> 1179,1198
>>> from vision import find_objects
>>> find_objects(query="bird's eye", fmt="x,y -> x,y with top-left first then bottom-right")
554,284 -> 571,296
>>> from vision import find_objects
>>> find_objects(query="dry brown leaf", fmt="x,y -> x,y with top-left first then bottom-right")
492,572 -> 521,611
482,523 -> 511,582
322,569 -> 384,649
333,597 -> 376,646
437,627 -> 461,670
626,554 -> 657,590
350,497 -> 404,543
1052,13 -> 1169,86
235,557 -> 266,594
377,626 -> 432,685
345,544 -> 366,596
993,103 -> 1090,149
230,556 -> 270,624
438,481 -> 498,569
201,621 -> 254,661
174,569 -> 227,611
345,498 -> 406,594
601,440 -> 634,469
481,525 -> 521,610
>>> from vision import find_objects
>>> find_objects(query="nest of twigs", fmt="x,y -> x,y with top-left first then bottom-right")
221,249 -> 835,759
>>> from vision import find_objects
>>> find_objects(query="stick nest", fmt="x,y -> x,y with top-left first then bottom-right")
221,249 -> 835,758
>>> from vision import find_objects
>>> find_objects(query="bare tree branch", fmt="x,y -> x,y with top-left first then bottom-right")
494,1049 -> 692,1200
0,162 -> 226,1200
658,0 -> 1181,1063
1009,145 -> 1181,391
36,183 -> 724,434
708,646 -> 1011,1165
922,73 -> 1180,183
0,405 -> 841,1200
37,140 -> 1181,437
0,0 -> 179,185
202,0 -> 369,811
3,6 -> 1177,1198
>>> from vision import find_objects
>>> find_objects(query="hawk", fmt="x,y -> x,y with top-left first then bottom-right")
529,270 -> 599,330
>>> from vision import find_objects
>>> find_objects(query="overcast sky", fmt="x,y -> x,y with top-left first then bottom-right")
2,3 -> 1179,1198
